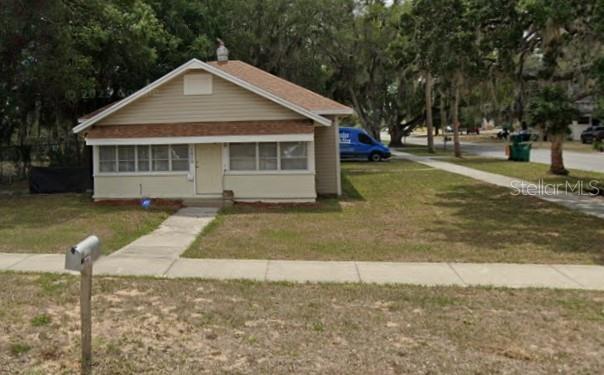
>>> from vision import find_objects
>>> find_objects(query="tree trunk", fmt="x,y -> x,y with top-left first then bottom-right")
348,86 -> 371,130
388,124 -> 405,147
387,113 -> 404,147
549,133 -> 568,175
452,81 -> 462,158
439,88 -> 446,138
425,72 -> 435,153
369,123 -> 381,142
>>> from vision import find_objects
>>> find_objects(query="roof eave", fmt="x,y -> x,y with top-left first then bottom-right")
313,108 -> 355,116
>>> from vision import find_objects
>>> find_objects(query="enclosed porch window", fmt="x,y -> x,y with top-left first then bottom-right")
97,145 -> 190,174
228,142 -> 308,171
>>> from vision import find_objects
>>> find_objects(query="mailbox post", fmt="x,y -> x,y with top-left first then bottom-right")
65,235 -> 101,375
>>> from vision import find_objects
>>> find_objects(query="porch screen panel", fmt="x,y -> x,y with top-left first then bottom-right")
170,145 -> 189,171
280,142 -> 307,170
229,143 -> 256,170
151,145 -> 170,171
99,146 -> 117,172
259,143 -> 278,170
118,146 -> 135,172
137,146 -> 150,171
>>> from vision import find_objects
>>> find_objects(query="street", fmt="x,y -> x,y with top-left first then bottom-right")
401,136 -> 604,173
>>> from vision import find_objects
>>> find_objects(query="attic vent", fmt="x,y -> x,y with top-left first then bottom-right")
184,73 -> 213,95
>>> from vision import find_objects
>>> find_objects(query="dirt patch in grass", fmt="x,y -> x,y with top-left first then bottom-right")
185,160 -> 604,264
0,194 -> 174,254
0,273 -> 603,374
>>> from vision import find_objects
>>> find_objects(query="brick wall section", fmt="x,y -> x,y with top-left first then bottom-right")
85,120 -> 313,138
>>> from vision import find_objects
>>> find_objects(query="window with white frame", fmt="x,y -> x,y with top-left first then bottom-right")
280,142 -> 307,170
97,145 -> 189,173
118,146 -> 135,172
137,146 -> 150,171
229,143 -> 256,171
151,145 -> 170,171
99,146 -> 117,172
259,143 -> 278,170
170,145 -> 190,171
228,142 -> 309,171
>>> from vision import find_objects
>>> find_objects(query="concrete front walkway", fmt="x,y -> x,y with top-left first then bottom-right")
1,253 -> 603,290
393,151 -> 604,220
110,207 -> 218,259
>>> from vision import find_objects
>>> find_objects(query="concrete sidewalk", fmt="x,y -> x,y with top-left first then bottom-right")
393,151 -> 604,220
2,253 -> 603,290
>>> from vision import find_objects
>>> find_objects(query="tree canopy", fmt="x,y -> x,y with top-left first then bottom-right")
1,0 -> 603,174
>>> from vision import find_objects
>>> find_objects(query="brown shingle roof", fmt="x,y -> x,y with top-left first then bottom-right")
208,60 -> 352,114
86,120 -> 313,139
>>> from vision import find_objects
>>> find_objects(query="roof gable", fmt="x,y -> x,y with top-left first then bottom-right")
74,59 -> 336,133
96,71 -> 304,125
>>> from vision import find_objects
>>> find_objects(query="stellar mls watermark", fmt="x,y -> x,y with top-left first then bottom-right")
511,180 -> 601,196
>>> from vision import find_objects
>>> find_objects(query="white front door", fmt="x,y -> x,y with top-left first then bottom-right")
195,144 -> 223,195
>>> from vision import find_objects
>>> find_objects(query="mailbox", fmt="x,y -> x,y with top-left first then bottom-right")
65,235 -> 101,272
65,235 -> 101,374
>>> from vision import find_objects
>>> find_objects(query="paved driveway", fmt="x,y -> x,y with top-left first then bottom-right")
403,136 -> 604,173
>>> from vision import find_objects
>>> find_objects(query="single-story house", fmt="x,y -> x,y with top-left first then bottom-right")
74,52 -> 353,203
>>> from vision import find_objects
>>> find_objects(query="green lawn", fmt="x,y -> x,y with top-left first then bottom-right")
0,195 -> 174,254
1,273 -> 603,373
184,160 -> 604,264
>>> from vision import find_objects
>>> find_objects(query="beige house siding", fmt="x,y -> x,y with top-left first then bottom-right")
314,119 -> 341,195
98,71 -> 304,125
224,174 -> 316,201
94,173 -> 317,201
94,175 -> 194,199
95,173 -> 316,202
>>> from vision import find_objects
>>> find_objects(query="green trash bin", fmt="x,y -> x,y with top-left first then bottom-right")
508,135 -> 532,162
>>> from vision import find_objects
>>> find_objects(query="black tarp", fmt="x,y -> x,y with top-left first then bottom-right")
29,167 -> 92,194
